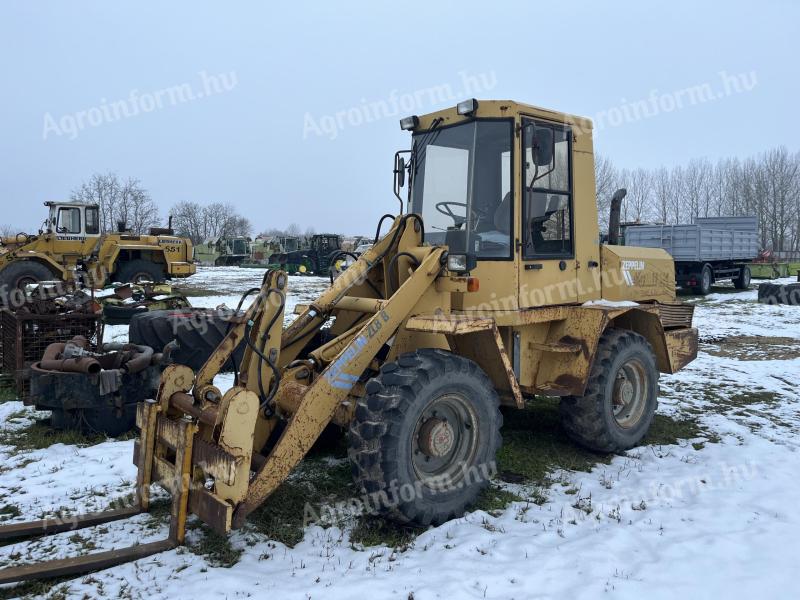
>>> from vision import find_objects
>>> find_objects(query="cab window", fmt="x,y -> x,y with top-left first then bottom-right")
57,207 -> 82,234
522,121 -> 572,258
85,207 -> 100,234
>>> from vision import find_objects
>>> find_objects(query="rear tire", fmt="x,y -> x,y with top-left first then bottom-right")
129,308 -> 244,371
349,349 -> 502,526
114,259 -> 165,284
733,265 -> 751,290
692,264 -> 713,295
559,329 -> 658,453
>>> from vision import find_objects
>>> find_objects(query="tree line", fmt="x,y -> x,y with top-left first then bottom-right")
170,201 -> 252,244
66,172 -> 252,244
595,146 -> 800,254
4,152 -> 800,256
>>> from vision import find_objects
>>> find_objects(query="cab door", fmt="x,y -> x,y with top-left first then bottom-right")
517,118 -> 579,307
52,205 -> 101,260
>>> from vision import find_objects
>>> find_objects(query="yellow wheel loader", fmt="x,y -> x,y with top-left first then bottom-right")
0,99 -> 697,583
0,201 -> 195,305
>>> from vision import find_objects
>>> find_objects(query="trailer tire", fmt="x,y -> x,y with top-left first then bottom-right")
733,265 -> 751,290
559,329 -> 658,453
114,259 -> 166,284
129,308 -> 244,371
692,264 -> 713,295
349,348 -> 502,526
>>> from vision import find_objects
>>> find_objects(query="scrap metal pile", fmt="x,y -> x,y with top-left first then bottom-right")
97,282 -> 191,325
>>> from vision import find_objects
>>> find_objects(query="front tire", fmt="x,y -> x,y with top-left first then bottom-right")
349,349 -> 502,526
559,329 -> 658,453
0,261 -> 56,306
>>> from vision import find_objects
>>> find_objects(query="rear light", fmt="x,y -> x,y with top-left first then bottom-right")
467,277 -> 480,292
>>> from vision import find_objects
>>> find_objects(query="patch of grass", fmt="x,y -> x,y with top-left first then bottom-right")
349,515 -> 417,549
474,486 -> 524,513
0,419 -> 106,454
189,526 -> 243,568
702,335 -> 800,361
0,503 -> 21,521
247,453 -> 355,548
0,580 -> 71,600
0,381 -> 17,403
495,400 -> 613,488
643,414 -> 705,446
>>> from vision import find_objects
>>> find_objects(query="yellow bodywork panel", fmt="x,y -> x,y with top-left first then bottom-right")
601,245 -> 676,303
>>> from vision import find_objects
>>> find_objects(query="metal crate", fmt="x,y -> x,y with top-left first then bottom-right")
0,309 -> 104,401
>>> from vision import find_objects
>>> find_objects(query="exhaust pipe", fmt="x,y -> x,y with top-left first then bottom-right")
607,188 -> 627,245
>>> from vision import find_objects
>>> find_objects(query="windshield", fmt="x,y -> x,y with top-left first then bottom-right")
410,119 -> 513,259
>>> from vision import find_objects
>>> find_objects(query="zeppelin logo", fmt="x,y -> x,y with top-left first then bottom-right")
621,260 -> 645,286
56,235 -> 86,242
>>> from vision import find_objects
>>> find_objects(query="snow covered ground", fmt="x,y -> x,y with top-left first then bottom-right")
0,269 -> 798,599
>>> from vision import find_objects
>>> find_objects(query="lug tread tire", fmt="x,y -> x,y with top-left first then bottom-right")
559,329 -> 658,454
129,308 -> 244,371
349,348 -> 502,526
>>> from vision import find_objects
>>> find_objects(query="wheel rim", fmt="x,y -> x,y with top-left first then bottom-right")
412,393 -> 478,489
611,358 -> 648,429
15,274 -> 39,290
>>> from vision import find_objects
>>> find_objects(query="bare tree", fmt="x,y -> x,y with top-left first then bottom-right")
170,201 -> 253,244
597,146 -> 800,254
71,172 -> 160,234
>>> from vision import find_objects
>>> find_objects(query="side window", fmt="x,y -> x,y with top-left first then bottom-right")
85,207 -> 100,234
57,207 -> 81,234
523,121 -> 572,258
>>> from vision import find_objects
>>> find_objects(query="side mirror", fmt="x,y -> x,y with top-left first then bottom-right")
396,156 -> 406,188
525,123 -> 555,167
533,126 -> 554,167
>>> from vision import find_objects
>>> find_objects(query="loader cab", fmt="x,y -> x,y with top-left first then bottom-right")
45,201 -> 102,258
403,100 -> 601,310
45,202 -> 101,240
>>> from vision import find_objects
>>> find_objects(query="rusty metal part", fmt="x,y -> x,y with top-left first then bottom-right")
170,392 -> 219,426
39,342 -> 102,374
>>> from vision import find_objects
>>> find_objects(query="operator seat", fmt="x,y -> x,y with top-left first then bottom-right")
493,192 -> 512,234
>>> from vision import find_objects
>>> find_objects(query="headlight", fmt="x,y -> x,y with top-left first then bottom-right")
456,98 -> 479,116
399,115 -> 419,131
447,254 -> 467,272
446,253 -> 476,273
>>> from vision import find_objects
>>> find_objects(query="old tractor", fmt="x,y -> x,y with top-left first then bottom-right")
0,201 -> 195,304
0,99 -> 697,583
271,233 -> 342,275
193,236 -> 252,267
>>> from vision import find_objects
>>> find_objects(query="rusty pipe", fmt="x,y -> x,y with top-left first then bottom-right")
40,342 -> 102,374
40,338 -> 102,374
120,344 -> 153,375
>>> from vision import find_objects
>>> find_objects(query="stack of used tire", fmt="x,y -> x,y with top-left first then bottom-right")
129,308 -> 246,371
758,282 -> 800,306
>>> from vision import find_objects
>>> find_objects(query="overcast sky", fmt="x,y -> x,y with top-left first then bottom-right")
0,0 -> 796,235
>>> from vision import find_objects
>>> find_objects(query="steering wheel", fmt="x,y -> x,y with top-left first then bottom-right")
435,201 -> 489,227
